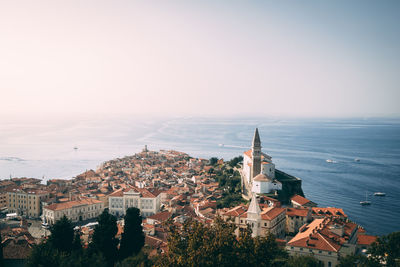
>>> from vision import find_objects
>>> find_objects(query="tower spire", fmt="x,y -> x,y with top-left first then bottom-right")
252,128 -> 261,148
251,128 -> 262,179
248,194 -> 261,214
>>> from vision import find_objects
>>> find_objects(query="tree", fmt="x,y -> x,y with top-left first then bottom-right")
27,242 -> 68,267
72,232 -> 82,252
59,250 -> 108,267
0,232 -> 3,267
90,208 -> 119,267
119,207 -> 145,260
117,250 -> 153,267
48,215 -> 74,253
286,255 -> 323,267
368,231 -> 400,267
156,217 -> 288,267
209,157 -> 219,166
338,254 -> 375,267
228,156 -> 243,167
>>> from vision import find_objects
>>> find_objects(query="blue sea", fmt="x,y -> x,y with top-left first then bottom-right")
1,115 -> 399,236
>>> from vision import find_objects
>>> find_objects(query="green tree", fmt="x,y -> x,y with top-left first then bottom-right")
338,254 -> 376,267
368,231 -> 400,267
90,208 -> 119,267
119,207 -> 145,260
27,242 -> 68,267
117,250 -> 153,267
0,232 -> 3,267
209,157 -> 219,166
156,217 -> 287,267
228,156 -> 243,167
59,250 -> 108,267
286,255 -> 323,267
72,232 -> 82,252
48,215 -> 74,253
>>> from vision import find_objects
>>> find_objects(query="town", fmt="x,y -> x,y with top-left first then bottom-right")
0,130 -> 379,266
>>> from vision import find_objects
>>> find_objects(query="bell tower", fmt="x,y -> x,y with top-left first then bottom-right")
251,128 -> 261,180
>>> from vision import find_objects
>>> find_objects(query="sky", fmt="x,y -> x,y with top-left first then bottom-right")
0,0 -> 399,118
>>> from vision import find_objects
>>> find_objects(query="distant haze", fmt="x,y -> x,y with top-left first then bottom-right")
1,0 -> 399,117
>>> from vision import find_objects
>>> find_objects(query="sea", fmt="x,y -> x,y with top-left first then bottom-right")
1,115 -> 399,236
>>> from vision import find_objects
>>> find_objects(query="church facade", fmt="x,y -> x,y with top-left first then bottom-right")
241,128 -> 282,198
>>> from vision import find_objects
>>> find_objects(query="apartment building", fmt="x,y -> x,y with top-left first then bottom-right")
7,188 -> 49,218
43,197 -> 104,225
109,187 -> 161,217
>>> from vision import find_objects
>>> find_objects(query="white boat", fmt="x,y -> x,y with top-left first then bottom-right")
360,191 -> 371,205
374,192 -> 386,196
326,159 -> 337,163
218,144 -> 224,147
354,158 -> 360,162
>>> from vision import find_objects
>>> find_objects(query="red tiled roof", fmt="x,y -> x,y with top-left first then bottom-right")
286,207 -> 309,217
223,205 -> 247,217
261,207 -> 285,220
312,207 -> 347,217
288,218 -> 358,252
357,235 -> 377,246
291,195 -> 311,205
45,198 -> 102,211
147,211 -> 172,222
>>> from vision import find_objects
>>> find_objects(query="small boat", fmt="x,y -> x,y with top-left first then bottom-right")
326,159 -> 337,163
374,192 -> 386,196
360,191 -> 371,205
218,144 -> 224,147
73,147 -> 78,150
354,158 -> 360,162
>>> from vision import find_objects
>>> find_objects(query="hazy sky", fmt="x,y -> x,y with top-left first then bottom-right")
1,0 -> 399,117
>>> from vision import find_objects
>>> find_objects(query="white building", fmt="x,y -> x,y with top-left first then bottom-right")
109,187 -> 161,217
222,195 -> 286,238
252,173 -> 282,194
43,198 -> 104,225
242,128 -> 282,196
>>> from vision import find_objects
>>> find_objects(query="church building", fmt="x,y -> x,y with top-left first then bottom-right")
242,128 -> 282,197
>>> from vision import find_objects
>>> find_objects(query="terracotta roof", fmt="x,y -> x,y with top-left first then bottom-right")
244,149 -> 252,158
286,207 -> 309,217
223,205 -> 247,217
357,234 -> 377,246
2,237 -> 32,259
147,211 -> 172,222
288,218 -> 358,252
291,195 -> 311,206
261,207 -> 285,220
45,198 -> 102,211
253,174 -> 272,182
312,207 -> 347,217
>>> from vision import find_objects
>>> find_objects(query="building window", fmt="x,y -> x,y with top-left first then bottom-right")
319,251 -> 322,253
328,262 -> 331,267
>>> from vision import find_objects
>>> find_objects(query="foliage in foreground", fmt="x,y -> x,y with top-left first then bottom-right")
27,208 -> 145,267
338,231 -> 400,267
154,217 -> 320,267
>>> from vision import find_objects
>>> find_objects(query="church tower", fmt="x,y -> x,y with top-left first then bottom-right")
251,128 -> 262,180
247,194 -> 261,237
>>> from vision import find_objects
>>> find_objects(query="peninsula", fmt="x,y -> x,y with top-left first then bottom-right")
0,129 -> 379,266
